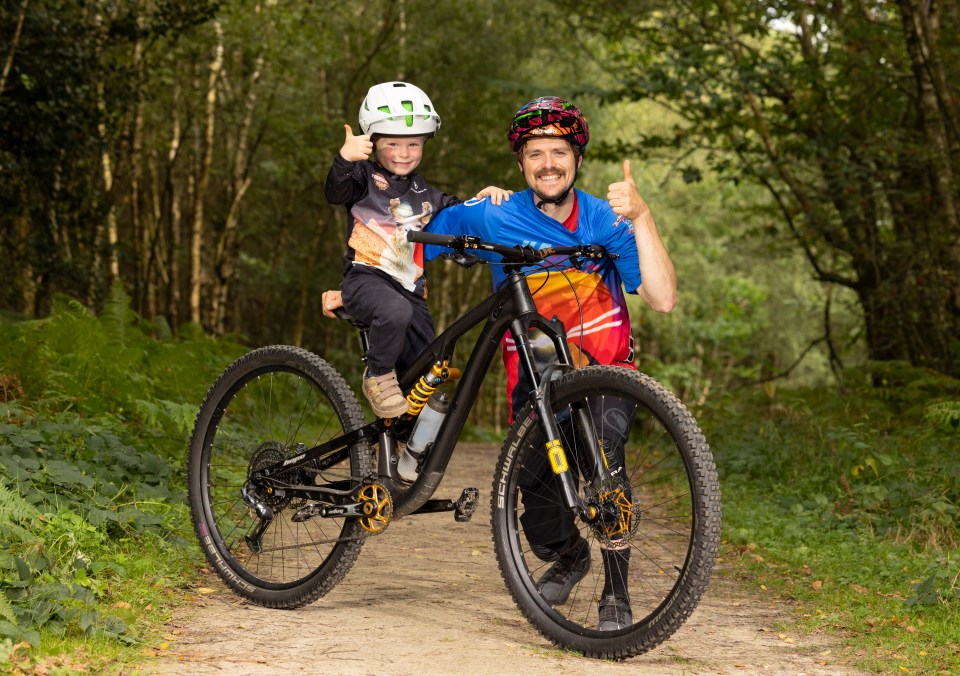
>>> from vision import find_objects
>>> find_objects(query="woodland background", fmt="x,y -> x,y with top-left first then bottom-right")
0,0 -> 958,672
3,0 -> 959,402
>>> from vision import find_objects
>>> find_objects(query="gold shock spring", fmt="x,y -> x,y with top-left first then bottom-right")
405,362 -> 448,415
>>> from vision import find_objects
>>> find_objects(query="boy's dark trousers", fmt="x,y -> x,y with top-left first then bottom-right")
340,266 -> 435,377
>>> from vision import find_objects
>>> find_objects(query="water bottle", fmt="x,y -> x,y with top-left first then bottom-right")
397,392 -> 449,482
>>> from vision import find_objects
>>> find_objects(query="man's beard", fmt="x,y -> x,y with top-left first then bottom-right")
532,171 -> 575,207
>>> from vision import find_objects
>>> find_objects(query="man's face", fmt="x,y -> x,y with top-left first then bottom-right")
375,136 -> 426,176
518,138 -> 581,202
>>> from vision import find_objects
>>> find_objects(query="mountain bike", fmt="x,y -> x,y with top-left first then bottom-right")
187,230 -> 721,659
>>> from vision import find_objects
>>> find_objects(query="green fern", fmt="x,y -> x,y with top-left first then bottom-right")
98,281 -> 138,349
0,592 -> 15,625
0,481 -> 41,625
926,401 -> 960,431
0,481 -> 41,542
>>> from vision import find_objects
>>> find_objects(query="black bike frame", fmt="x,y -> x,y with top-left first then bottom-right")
248,262 -> 609,522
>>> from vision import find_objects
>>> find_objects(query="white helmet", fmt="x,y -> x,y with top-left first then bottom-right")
358,81 -> 441,137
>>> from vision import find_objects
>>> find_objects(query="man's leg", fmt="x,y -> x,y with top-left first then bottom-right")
587,395 -> 636,629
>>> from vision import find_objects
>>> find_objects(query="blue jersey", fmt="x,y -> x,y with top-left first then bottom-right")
425,188 -> 641,416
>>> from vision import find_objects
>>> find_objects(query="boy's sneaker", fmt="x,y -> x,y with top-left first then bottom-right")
536,537 -> 590,605
597,594 -> 632,631
362,370 -> 408,419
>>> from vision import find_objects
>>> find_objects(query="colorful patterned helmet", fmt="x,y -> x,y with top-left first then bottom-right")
359,81 -> 441,137
508,96 -> 589,153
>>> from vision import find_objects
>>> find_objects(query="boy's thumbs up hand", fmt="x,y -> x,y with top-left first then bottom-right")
340,124 -> 373,162
607,158 -> 647,221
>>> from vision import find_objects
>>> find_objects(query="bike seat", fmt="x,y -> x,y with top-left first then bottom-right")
333,307 -> 370,332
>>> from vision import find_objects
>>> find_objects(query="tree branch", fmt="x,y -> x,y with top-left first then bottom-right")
0,0 -> 29,101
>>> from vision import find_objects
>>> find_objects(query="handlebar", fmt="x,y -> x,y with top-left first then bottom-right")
406,230 -> 618,266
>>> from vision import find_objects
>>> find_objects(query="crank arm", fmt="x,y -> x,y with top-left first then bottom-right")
291,501 -> 369,522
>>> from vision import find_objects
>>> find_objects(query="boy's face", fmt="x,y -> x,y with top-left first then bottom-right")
374,136 -> 426,176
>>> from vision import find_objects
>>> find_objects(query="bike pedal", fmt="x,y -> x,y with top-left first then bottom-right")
454,487 -> 480,523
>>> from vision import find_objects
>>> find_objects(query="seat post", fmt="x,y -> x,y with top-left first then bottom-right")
333,307 -> 371,363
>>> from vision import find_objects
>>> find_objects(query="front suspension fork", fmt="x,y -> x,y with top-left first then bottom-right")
512,319 -> 612,523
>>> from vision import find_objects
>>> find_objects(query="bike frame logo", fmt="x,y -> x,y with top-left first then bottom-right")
545,438 -> 569,474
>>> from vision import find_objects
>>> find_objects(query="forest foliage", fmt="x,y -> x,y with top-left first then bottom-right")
0,286 -> 243,649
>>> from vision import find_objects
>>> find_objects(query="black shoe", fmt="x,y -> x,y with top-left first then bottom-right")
536,538 -> 590,605
597,594 -> 632,630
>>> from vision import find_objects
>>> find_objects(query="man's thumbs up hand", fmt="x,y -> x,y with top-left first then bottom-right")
340,124 -> 373,162
607,159 -> 647,220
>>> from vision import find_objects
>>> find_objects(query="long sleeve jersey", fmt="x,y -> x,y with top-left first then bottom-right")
324,154 -> 460,297
424,188 -> 642,416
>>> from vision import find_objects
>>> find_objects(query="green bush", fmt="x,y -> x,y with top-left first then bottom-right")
0,286 -> 244,649
707,362 -> 960,610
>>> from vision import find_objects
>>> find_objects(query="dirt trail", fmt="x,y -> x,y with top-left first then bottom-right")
147,443 -> 863,675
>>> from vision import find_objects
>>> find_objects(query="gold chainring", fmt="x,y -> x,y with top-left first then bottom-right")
357,482 -> 392,534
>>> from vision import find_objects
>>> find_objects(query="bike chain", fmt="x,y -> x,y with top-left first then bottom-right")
253,468 -> 394,541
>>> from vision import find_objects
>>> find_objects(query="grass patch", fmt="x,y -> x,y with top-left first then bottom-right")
709,365 -> 960,674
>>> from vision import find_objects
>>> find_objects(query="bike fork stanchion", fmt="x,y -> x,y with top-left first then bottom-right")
569,400 -> 614,484
541,315 -> 613,486
511,319 -> 597,523
533,390 -> 595,520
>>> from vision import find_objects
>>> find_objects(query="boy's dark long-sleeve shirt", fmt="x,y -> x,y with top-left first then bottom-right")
324,155 -> 459,297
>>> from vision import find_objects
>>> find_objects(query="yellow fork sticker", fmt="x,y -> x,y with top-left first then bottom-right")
599,439 -> 609,469
545,439 -> 569,474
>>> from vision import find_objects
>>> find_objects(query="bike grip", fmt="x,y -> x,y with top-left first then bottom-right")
406,230 -> 458,246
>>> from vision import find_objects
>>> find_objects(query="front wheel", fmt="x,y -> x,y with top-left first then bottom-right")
490,366 -> 721,658
187,345 -> 374,608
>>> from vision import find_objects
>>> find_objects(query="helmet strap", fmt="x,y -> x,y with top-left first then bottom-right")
535,184 -> 575,210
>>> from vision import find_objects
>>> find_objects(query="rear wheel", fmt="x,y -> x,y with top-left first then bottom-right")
187,345 -> 374,608
491,366 -> 721,658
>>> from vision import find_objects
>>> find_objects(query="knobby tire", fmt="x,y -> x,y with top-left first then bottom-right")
490,366 -> 721,658
187,345 -> 374,608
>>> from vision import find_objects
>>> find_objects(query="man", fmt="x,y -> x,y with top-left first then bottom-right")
418,96 -> 677,631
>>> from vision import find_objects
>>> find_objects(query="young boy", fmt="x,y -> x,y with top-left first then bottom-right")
323,81 -> 508,418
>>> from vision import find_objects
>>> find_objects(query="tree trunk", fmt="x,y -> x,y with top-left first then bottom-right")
0,0 -> 29,101
212,49 -> 264,335
96,83 -> 120,283
16,188 -> 34,314
92,2 -> 122,295
292,218 -> 325,348
897,0 -> 960,374
165,79 -> 184,331
190,20 -> 224,326
131,36 -> 148,316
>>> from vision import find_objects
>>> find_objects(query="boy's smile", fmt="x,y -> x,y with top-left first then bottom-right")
375,137 -> 426,176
